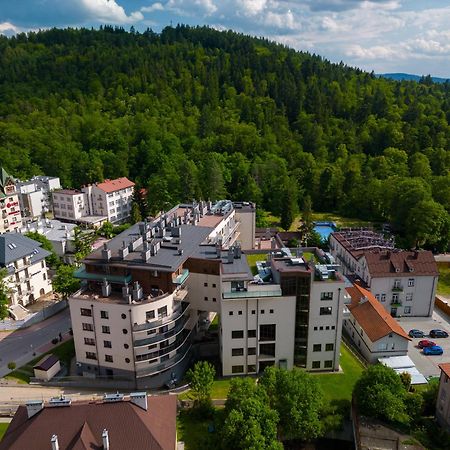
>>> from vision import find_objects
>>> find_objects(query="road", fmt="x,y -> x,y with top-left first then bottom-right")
0,309 -> 72,378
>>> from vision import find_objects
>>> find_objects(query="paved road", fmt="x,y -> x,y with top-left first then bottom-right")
0,309 -> 71,377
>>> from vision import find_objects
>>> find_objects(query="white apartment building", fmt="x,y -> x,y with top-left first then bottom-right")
344,284 -> 410,363
0,233 -> 52,309
16,175 -> 61,221
0,167 -> 23,233
436,363 -> 450,432
330,229 -> 438,317
52,189 -> 87,222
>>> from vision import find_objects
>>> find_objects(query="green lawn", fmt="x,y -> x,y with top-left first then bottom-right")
245,253 -> 268,276
6,339 -> 75,384
179,378 -> 232,401
311,212 -> 373,229
209,314 -> 219,332
315,344 -> 365,403
437,263 -> 450,297
0,423 -> 9,441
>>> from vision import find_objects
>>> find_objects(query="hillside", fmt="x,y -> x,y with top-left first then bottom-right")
379,73 -> 449,83
0,25 -> 449,249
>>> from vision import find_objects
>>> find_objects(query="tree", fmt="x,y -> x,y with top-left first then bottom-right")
399,371 -> 412,391
280,177 -> 298,231
7,362 -> 16,371
130,201 -> 142,224
25,231 -> 60,268
52,264 -> 80,300
97,221 -> 114,239
353,364 -> 409,424
0,268 -> 10,320
73,227 -> 96,263
259,366 -> 324,441
186,361 -> 215,409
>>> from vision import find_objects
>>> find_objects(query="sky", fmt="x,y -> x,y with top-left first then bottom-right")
1,0 -> 450,77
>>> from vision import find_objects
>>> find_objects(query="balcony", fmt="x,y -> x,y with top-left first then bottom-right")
174,288 -> 188,301
392,285 -> 403,292
74,267 -> 132,284
390,300 -> 402,307
223,287 -> 282,299
133,302 -> 189,332
173,269 -> 189,285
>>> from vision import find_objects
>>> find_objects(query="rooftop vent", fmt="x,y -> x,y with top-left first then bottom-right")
26,400 -> 44,419
48,396 -> 72,407
102,244 -> 111,262
102,429 -> 110,450
130,392 -> 148,411
103,392 -> 125,403
51,434 -> 59,450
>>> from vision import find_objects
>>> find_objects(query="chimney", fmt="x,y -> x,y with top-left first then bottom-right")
234,243 -> 241,259
51,434 -> 59,450
132,281 -> 143,301
130,392 -> 148,410
101,280 -> 111,297
119,242 -> 129,259
227,247 -> 234,264
102,429 -> 110,450
142,249 -> 151,262
102,244 -> 111,262
26,400 -> 44,419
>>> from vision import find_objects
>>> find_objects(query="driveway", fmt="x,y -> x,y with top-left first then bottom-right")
397,308 -> 450,377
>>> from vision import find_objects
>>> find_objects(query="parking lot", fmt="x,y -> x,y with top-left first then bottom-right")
398,308 -> 450,377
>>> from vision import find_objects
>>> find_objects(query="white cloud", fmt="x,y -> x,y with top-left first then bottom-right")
80,0 -> 143,23
141,2 -> 165,13
0,22 -> 21,35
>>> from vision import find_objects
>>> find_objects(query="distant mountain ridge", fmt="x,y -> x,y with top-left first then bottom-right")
378,73 -> 449,83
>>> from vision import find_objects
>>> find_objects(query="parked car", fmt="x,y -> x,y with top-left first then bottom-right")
409,329 -> 424,338
418,339 -> 436,348
423,345 -> 444,355
429,329 -> 449,338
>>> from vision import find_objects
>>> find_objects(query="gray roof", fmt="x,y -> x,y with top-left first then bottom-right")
0,233 -> 51,266
20,219 -> 76,243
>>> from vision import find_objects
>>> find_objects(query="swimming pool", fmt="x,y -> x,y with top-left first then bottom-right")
313,221 -> 337,241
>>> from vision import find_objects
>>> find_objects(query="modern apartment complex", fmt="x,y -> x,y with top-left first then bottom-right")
0,167 -> 23,233
0,233 -> 52,310
330,229 -> 438,317
69,200 -> 346,388
16,175 -> 61,221
52,177 -> 135,226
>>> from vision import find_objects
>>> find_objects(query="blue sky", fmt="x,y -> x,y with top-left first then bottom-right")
1,0 -> 450,77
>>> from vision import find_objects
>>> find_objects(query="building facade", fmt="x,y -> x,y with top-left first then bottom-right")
0,167 -> 23,233
16,176 -> 61,221
0,234 -> 52,309
52,189 -> 87,222
330,229 -> 438,317
436,363 -> 450,432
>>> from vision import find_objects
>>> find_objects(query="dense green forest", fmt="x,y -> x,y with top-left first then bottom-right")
0,25 -> 449,249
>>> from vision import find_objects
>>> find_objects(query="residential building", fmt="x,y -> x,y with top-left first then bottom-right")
0,233 -> 52,309
52,189 -> 88,222
16,175 -> 61,221
344,283 -> 410,363
330,229 -> 438,317
437,363 -> 450,432
19,219 -> 77,263
69,200 -> 345,387
0,393 -> 177,450
0,167 -> 22,233
233,201 -> 256,249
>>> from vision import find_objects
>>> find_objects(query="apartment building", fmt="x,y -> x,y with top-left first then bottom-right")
344,284 -> 410,363
0,233 -> 52,309
16,175 -> 61,221
436,363 -> 450,432
52,189 -> 87,222
330,229 -> 438,317
0,167 -> 23,233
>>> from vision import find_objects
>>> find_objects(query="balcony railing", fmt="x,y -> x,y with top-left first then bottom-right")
133,302 -> 189,332
174,288 -> 188,301
392,285 -> 403,292
173,269 -> 189,285
390,301 -> 402,307
223,288 -> 282,299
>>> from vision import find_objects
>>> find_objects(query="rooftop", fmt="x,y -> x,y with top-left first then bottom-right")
439,363 -> 450,378
20,219 -> 76,242
346,284 -> 410,342
53,188 -> 82,195
0,233 -> 50,266
33,354 -> 59,371
95,177 -> 135,193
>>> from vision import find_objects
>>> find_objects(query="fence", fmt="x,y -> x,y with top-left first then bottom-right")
435,296 -> 450,317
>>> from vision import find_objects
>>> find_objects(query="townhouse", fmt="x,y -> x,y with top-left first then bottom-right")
330,229 -> 438,317
0,167 -> 23,233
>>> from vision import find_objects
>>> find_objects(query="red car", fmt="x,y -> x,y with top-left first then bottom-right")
418,339 -> 436,349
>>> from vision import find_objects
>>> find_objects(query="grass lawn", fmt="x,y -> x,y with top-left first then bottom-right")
437,263 -> 450,297
0,423 -> 9,441
179,378 -> 232,401
311,212 -> 373,229
302,252 -> 318,263
245,253 -> 268,275
314,344 -> 365,403
5,339 -> 75,384
209,314 -> 219,332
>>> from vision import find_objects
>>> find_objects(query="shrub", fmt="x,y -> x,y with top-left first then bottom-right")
7,361 -> 16,371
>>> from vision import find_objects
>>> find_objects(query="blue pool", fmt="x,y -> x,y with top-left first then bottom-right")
313,222 -> 337,241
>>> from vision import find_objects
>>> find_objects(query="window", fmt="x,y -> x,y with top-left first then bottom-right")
158,306 -> 167,318
146,310 -> 155,320
232,365 -> 244,374
82,323 -> 93,331
123,329 -> 128,334
248,347 -> 256,355
259,324 -> 276,341
86,352 -> 97,360
381,294 -> 386,302
392,293 -> 399,302
229,311 -> 233,316
248,365 -> 256,373
104,340 -> 112,348
261,309 -> 265,314
248,329 -> 256,338
204,296 -> 208,301
232,330 -> 244,339
105,355 -> 113,362
408,278 -> 415,287
312,361 -> 320,369
213,298 -> 217,302
406,293 -> 413,302
324,360 -> 333,368
331,326 -> 335,330
314,326 -> 318,331
313,344 -> 322,352
251,310 -> 256,315
80,308 -> 91,317
325,343 -> 334,351
100,310 -> 109,319
326,326 -> 330,330
212,283 -> 216,288
377,342 -> 388,351
84,337 -> 95,346
121,313 -> 127,319
320,292 -> 333,301
147,329 -> 156,335
124,343 -> 129,349
259,343 -> 275,357
270,309 -> 274,314
319,326 -> 323,331
238,310 -> 242,315
375,294 -> 380,300
102,325 -> 110,334
320,307 -> 332,315
204,282 -> 208,287
232,348 -> 244,356
404,306 -> 411,314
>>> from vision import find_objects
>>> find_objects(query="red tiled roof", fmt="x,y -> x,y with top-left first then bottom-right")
96,177 -> 135,193
0,395 -> 176,450
364,250 -> 438,278
439,363 -> 450,378
346,284 -> 410,342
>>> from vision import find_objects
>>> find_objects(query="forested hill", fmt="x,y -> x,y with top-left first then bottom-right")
0,26 -> 449,249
